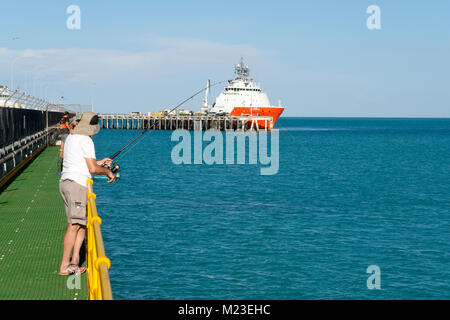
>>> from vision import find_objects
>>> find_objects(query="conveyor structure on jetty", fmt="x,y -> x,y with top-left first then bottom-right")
99,114 -> 274,131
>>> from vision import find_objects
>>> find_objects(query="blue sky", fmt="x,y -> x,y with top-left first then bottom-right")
0,0 -> 449,117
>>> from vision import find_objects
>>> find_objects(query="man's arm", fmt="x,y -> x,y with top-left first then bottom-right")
85,158 -> 115,183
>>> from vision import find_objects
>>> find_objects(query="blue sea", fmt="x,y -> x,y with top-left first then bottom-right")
93,118 -> 450,299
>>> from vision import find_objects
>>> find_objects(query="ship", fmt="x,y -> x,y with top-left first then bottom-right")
200,58 -> 284,130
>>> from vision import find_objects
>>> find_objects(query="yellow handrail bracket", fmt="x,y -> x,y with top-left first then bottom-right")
86,179 -> 113,300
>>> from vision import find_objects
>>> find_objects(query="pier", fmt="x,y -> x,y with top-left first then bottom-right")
0,104 -> 113,300
99,114 -> 274,131
0,147 -> 87,299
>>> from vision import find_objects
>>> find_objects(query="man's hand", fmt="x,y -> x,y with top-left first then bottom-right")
97,158 -> 113,167
86,158 -> 114,182
107,170 -> 115,183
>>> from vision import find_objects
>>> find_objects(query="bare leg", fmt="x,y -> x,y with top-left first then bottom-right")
59,141 -> 64,159
70,226 -> 86,266
59,223 -> 80,273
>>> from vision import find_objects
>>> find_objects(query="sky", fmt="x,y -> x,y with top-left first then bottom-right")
0,0 -> 449,117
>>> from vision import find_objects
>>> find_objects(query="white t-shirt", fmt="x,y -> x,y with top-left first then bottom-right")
61,134 -> 96,187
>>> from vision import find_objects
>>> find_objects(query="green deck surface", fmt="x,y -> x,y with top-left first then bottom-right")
0,147 -> 87,300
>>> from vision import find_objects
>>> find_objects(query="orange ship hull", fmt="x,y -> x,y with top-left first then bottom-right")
230,106 -> 284,130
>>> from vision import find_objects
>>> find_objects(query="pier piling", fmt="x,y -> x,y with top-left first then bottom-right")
99,114 -> 273,131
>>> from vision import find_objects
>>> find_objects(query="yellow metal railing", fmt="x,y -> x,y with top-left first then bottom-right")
86,179 -> 113,300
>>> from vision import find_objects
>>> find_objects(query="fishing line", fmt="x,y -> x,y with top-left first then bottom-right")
113,129 -> 152,162
106,80 -> 227,166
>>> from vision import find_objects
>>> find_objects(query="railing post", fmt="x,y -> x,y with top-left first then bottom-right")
85,179 -> 113,300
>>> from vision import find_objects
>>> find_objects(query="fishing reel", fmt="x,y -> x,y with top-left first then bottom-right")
106,161 -> 121,180
97,161 -> 121,181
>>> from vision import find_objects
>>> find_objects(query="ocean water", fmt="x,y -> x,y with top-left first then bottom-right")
92,118 -> 450,300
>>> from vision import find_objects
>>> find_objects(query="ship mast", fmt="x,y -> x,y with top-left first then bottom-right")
235,57 -> 250,80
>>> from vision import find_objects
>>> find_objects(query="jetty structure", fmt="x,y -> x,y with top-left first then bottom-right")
98,113 -> 274,131
98,58 -> 284,132
0,86 -> 112,300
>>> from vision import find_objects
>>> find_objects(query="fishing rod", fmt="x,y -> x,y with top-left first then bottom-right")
100,80 -> 227,180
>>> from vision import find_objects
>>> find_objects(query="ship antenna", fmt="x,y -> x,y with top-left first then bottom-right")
235,57 -> 250,80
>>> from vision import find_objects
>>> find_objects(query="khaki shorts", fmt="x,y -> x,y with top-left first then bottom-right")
59,179 -> 87,226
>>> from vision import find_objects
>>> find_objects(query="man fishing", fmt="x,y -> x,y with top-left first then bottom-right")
58,111 -> 115,275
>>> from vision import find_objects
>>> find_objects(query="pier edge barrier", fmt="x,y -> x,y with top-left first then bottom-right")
86,179 -> 113,300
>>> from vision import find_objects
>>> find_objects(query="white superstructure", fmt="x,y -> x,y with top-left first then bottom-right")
208,58 -> 272,114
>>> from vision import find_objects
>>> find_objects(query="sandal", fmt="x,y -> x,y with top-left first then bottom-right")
58,265 -> 86,275
69,264 -> 86,275
58,266 -> 75,275
75,266 -> 87,275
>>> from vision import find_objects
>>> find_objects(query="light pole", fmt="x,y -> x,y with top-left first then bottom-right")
59,95 -> 64,112
1,35 -> 19,92
10,57 -> 20,90
24,71 -> 29,93
39,83 -> 48,100
51,95 -> 64,112
32,66 -> 44,97
89,82 -> 96,112
11,55 -> 33,90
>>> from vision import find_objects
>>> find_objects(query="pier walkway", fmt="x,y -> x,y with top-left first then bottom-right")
0,147 -> 87,299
